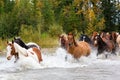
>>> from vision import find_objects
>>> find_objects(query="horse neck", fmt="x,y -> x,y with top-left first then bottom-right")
98,37 -> 106,46
21,42 -> 29,49
14,42 -> 28,57
15,39 -> 29,49
73,36 -> 78,46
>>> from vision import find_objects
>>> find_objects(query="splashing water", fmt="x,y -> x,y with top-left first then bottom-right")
0,47 -> 120,72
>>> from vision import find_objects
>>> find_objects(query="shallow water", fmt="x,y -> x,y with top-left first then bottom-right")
0,48 -> 120,80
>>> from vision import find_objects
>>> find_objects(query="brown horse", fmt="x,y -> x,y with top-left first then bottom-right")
116,34 -> 120,48
111,32 -> 119,44
59,33 -> 68,49
91,31 -> 99,46
67,32 -> 91,60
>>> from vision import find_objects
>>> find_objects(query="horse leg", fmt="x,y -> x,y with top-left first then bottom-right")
111,48 -> 116,55
75,58 -> 80,62
14,53 -> 19,63
65,55 -> 67,61
14,57 -> 19,63
105,54 -> 108,58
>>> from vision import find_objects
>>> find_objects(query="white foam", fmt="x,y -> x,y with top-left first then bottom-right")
1,48 -> 120,72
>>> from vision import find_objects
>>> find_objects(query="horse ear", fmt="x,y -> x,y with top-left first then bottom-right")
7,41 -> 9,44
14,37 -> 16,40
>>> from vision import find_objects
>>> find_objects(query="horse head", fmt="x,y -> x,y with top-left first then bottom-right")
67,32 -> 77,47
91,32 -> 99,41
59,34 -> 68,49
94,34 -> 106,47
6,41 -> 19,62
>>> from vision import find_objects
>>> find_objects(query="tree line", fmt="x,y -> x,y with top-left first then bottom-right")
0,0 -> 120,39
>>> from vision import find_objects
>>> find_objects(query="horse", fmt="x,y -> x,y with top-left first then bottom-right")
59,33 -> 68,49
116,34 -> 120,48
91,31 -> 99,46
6,41 -> 42,63
79,34 -> 92,44
111,32 -> 119,44
94,34 -> 116,58
13,37 -> 41,50
66,32 -> 91,60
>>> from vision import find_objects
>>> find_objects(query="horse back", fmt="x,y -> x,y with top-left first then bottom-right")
78,41 -> 91,56
69,41 -> 91,58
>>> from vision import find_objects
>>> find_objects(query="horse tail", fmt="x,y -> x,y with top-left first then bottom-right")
32,48 -> 42,63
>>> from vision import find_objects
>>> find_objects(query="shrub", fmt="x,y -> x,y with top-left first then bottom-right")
48,23 -> 63,37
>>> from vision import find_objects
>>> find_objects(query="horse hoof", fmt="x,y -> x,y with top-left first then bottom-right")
65,56 -> 67,61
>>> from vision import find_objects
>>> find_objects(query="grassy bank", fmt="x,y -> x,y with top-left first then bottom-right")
0,35 -> 59,55
0,24 -> 62,55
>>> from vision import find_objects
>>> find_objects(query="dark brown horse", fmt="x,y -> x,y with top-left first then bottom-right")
94,32 -> 116,58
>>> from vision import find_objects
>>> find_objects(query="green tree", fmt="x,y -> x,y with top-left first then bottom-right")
41,0 -> 55,32
101,0 -> 120,31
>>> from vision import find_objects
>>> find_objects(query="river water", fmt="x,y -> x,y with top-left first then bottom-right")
0,48 -> 120,80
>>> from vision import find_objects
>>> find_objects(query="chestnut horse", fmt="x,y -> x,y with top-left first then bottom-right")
67,33 -> 91,60
91,31 -> 99,46
6,41 -> 42,63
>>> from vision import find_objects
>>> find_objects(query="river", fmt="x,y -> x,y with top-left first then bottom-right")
0,48 -> 120,80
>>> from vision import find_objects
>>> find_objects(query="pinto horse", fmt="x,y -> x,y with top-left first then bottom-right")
79,34 -> 92,44
67,33 -> 91,60
6,41 -> 42,63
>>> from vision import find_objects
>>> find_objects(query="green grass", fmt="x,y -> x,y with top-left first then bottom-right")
39,34 -> 59,48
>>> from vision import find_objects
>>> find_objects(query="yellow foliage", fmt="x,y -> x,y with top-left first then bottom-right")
88,9 -> 95,21
37,1 -> 43,8
76,10 -> 83,15
74,0 -> 82,6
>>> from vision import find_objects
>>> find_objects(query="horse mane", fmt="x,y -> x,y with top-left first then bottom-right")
72,34 -> 78,47
14,37 -> 29,49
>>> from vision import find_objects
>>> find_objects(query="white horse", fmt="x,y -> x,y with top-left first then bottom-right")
6,41 -> 43,63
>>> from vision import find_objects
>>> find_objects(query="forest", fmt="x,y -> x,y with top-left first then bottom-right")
0,0 -> 120,48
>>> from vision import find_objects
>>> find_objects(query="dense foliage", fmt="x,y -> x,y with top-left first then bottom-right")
0,0 -> 120,38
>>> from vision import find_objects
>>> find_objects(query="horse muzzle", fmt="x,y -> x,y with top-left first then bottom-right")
7,56 -> 12,60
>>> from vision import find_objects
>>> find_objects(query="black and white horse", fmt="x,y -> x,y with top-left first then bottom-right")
79,34 -> 92,44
